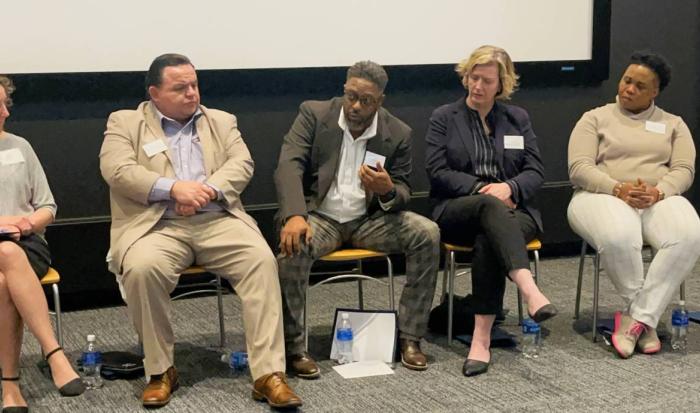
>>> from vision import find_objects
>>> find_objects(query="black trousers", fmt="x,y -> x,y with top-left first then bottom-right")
437,195 -> 537,315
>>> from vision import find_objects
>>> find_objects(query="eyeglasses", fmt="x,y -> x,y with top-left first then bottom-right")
343,91 -> 380,107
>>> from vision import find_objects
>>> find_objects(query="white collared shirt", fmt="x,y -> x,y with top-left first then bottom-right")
316,108 -> 378,223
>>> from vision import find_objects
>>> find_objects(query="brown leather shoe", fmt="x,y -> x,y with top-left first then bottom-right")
286,352 -> 320,379
252,372 -> 303,409
400,338 -> 428,371
142,366 -> 179,408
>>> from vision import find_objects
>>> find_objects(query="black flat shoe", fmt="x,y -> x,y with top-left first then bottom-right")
530,303 -> 558,323
462,359 -> 490,377
1,376 -> 29,413
44,347 -> 86,397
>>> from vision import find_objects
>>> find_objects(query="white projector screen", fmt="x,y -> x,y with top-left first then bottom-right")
7,0 -> 594,74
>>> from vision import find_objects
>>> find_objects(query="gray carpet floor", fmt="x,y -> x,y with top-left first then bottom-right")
6,255 -> 700,412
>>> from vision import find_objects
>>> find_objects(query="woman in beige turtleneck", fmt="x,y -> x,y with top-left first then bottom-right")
567,52 -> 700,359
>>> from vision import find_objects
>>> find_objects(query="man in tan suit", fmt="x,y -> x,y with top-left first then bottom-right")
99,53 -> 301,409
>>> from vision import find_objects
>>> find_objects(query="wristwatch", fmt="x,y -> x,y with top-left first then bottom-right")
380,187 -> 397,202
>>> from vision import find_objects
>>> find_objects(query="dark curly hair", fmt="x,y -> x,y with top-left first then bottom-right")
630,52 -> 671,92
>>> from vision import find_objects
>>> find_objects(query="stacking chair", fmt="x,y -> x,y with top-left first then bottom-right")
441,239 -> 542,345
304,248 -> 395,351
41,267 -> 63,347
574,240 -> 686,342
171,266 -> 226,347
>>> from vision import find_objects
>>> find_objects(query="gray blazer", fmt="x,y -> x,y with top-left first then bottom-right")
274,97 -> 413,222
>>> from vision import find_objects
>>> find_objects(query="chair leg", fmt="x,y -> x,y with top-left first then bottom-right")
680,281 -> 686,301
52,284 -> 63,348
357,260 -> 364,311
575,240 -> 587,320
592,251 -> 600,343
447,251 -> 456,346
441,250 -> 449,301
216,275 -> 226,348
385,256 -> 395,310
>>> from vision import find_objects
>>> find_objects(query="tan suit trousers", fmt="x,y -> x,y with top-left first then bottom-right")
119,212 -> 285,380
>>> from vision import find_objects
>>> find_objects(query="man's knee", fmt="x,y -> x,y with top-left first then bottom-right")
121,251 -> 173,292
402,213 -> 441,249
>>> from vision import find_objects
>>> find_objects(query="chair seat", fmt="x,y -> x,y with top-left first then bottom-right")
526,239 -> 541,251
182,265 -> 206,275
41,267 -> 60,285
319,249 -> 387,261
443,239 -> 541,253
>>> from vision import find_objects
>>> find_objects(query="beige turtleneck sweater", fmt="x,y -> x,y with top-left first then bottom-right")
568,98 -> 695,196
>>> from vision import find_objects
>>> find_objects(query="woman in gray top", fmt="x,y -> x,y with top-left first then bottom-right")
0,75 -> 84,413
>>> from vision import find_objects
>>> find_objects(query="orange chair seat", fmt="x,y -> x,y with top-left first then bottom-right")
41,267 -> 60,285
443,239 -> 541,252
319,249 -> 387,262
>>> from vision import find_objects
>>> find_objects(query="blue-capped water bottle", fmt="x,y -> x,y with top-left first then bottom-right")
671,300 -> 689,353
221,351 -> 249,373
521,318 -> 541,359
81,334 -> 104,389
336,312 -> 354,364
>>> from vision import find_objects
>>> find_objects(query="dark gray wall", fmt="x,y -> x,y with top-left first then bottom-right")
6,0 -> 699,308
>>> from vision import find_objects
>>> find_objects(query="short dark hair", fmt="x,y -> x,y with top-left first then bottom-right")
346,61 -> 388,92
145,53 -> 193,95
630,51 -> 671,92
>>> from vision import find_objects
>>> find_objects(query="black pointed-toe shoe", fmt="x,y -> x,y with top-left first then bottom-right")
462,359 -> 490,377
530,303 -> 558,323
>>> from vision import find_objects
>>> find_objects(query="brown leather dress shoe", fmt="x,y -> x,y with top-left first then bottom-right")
400,338 -> 428,371
252,372 -> 303,409
287,352 -> 320,379
142,366 -> 179,408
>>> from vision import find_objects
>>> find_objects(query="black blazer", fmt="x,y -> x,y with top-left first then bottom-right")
425,97 -> 544,231
275,97 -> 413,222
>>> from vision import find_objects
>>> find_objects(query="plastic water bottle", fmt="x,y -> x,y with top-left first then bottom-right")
521,318 -> 541,359
81,334 -> 104,389
221,351 -> 248,373
336,312 -> 354,364
671,300 -> 689,353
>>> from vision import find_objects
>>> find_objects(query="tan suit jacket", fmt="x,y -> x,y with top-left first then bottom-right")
99,101 -> 259,274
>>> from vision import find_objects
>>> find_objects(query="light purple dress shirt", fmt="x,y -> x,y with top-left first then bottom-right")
147,107 -> 224,217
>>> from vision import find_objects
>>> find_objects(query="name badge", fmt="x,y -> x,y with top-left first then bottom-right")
503,135 -> 524,150
0,148 -> 25,165
142,140 -> 168,158
645,121 -> 666,134
363,150 -> 386,170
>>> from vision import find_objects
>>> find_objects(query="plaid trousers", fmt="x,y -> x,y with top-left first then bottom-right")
278,210 -> 440,355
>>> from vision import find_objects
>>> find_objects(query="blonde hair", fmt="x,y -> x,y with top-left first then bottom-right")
455,45 -> 519,100
0,75 -> 15,97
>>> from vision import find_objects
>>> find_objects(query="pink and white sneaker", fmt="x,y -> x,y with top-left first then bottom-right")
611,311 -> 645,359
637,327 -> 661,354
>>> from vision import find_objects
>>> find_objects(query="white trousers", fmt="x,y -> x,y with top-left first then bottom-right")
568,191 -> 700,327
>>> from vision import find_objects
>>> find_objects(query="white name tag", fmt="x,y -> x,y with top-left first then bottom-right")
363,150 -> 386,170
503,135 -> 524,150
645,121 -> 666,134
0,148 -> 25,165
142,140 -> 168,158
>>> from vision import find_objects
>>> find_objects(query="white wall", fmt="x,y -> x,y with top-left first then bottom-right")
7,0 -> 593,74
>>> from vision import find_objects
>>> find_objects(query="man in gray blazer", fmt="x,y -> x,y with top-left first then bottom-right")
275,61 -> 440,378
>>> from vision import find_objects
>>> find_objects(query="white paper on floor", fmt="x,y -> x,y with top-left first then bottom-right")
332,360 -> 395,379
